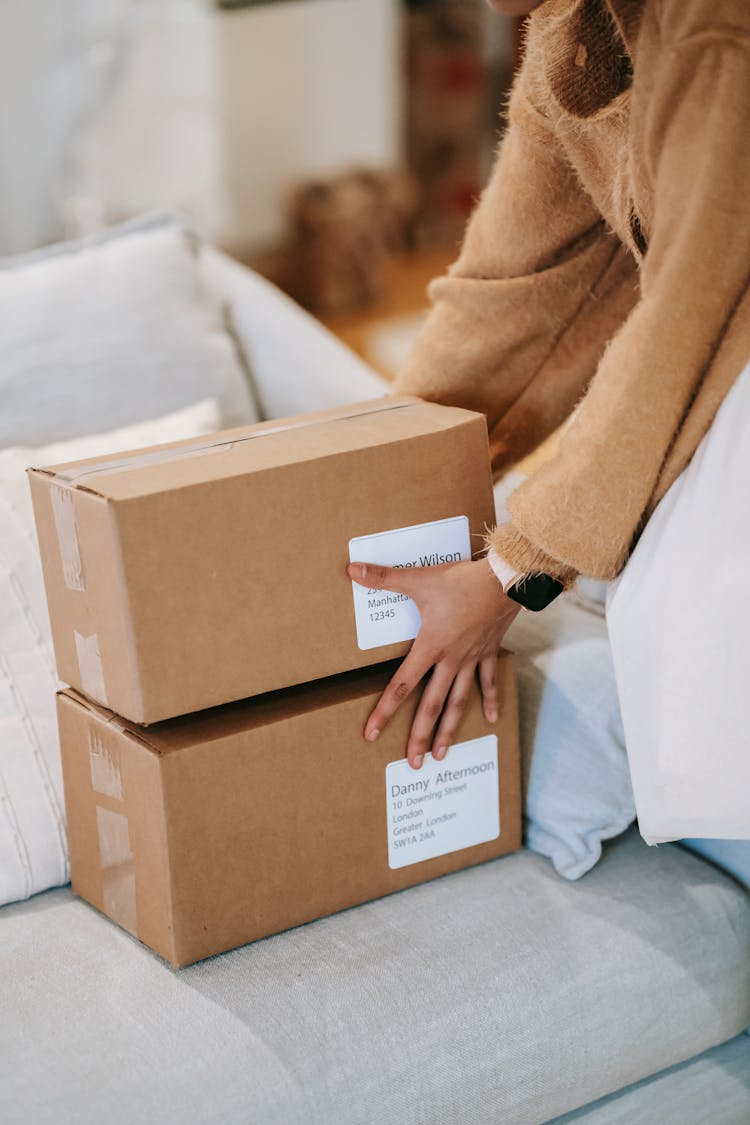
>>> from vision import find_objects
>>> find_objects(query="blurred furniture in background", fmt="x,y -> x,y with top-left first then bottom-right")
405,0 -> 518,246
0,0 -> 405,258
407,0 -> 486,245
218,0 -> 404,257
0,0 -> 518,270
241,1 -> 520,371
279,167 -> 419,315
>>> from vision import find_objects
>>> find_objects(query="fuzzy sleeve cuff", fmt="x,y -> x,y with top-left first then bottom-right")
486,522 -> 579,591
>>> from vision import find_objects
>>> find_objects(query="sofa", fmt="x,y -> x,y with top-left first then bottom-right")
1,227 -> 749,1124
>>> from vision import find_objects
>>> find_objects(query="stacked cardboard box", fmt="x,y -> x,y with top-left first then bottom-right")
31,396 -> 521,967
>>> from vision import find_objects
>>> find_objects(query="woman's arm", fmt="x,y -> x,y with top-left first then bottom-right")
493,21 -> 750,584
397,55 -> 638,485
355,17 -> 750,767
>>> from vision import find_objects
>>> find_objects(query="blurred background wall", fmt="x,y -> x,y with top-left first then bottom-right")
0,0 -> 405,256
0,0 -> 517,260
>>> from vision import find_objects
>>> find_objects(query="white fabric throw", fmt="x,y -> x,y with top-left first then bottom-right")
0,399 -> 221,906
607,360 -> 750,844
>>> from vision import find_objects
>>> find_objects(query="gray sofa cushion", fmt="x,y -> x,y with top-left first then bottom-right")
2,830 -> 749,1125
199,247 -> 388,422
552,1033 -> 750,1124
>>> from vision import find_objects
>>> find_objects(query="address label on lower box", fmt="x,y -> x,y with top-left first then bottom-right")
385,734 -> 499,869
349,515 -> 470,650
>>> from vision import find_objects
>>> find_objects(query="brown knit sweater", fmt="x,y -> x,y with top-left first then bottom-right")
397,0 -> 750,586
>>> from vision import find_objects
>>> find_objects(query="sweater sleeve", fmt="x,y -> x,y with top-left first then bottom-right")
492,25 -> 750,583
396,53 -> 638,489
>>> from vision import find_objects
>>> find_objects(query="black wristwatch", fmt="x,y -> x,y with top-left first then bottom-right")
506,572 -> 564,612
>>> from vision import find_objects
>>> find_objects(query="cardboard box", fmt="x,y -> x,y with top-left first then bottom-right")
58,653 -> 520,968
29,396 -> 495,724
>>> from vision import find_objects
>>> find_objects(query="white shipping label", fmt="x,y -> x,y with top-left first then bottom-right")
385,735 -> 500,869
349,515 -> 471,650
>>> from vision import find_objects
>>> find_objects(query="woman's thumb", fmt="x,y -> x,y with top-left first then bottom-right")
347,561 -> 414,595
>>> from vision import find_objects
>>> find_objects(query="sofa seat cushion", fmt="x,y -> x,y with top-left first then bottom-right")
1,831 -> 749,1125
551,1033 -> 750,1124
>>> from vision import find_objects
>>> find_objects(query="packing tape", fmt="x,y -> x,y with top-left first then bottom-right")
88,729 -> 123,800
50,484 -> 85,590
51,398 -> 419,485
95,805 -> 137,935
74,631 -> 108,706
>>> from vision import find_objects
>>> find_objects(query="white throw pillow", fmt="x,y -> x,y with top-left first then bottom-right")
0,215 -> 258,449
607,359 -> 750,843
0,399 -> 221,906
497,476 -> 750,886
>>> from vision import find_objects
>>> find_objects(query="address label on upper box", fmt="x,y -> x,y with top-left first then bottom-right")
385,735 -> 499,869
349,515 -> 471,650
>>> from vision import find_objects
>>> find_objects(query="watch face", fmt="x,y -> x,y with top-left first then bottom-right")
507,572 -> 564,612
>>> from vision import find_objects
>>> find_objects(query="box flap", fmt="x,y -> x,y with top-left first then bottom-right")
28,396 -> 484,502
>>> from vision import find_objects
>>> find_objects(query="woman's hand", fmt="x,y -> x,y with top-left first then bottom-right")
346,558 -> 521,769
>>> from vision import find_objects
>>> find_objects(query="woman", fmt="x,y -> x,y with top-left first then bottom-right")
348,0 -> 750,779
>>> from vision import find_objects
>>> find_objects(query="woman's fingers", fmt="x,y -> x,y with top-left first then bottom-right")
349,561 -> 509,767
431,663 -> 477,761
363,644 -> 432,744
478,653 -> 499,723
405,662 -> 457,769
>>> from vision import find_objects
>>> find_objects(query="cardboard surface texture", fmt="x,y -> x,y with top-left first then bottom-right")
29,397 -> 495,723
58,653 -> 520,968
